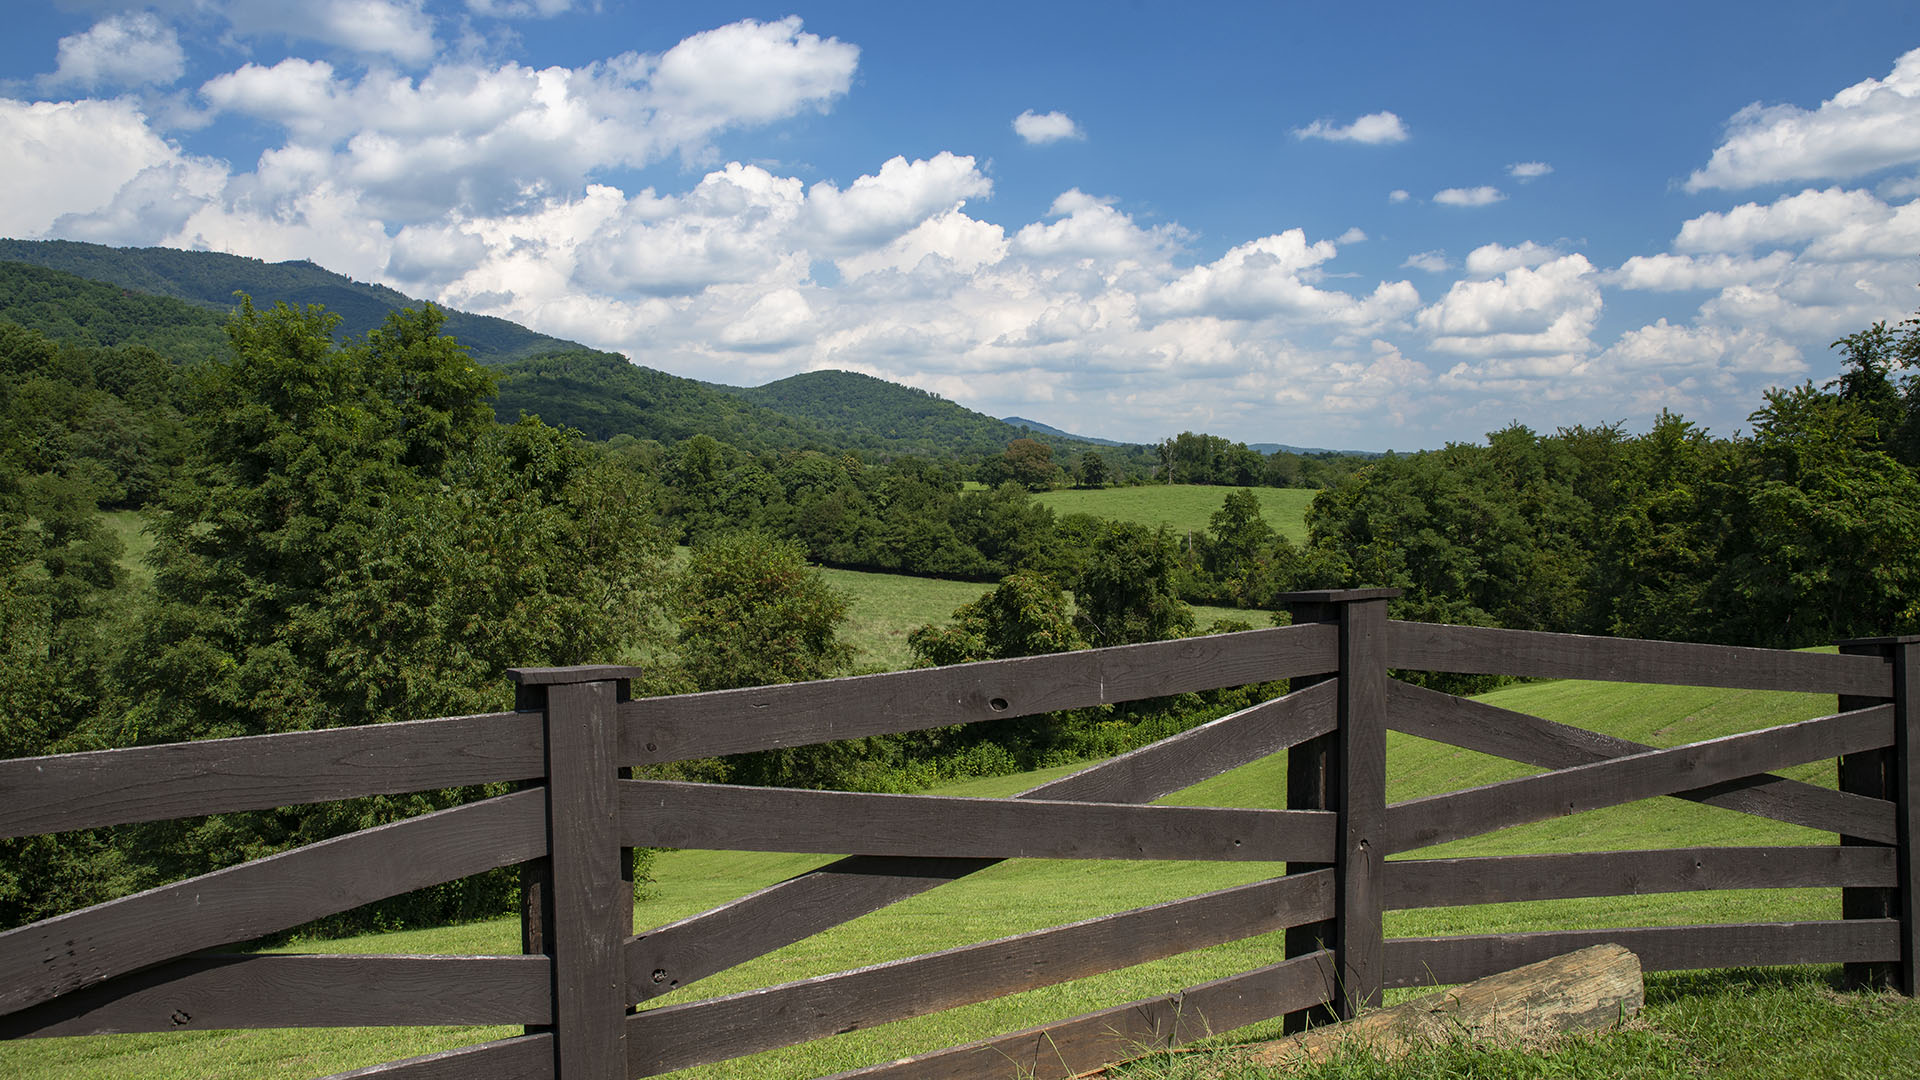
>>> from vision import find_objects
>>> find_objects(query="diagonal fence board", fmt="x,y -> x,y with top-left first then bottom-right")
0,789 -> 547,1019
626,870 -> 1335,1075
816,951 -> 1336,1080
1384,919 -> 1902,988
622,681 -> 1337,1003
1386,704 -> 1897,853
1387,621 -> 1893,696
0,954 -> 551,1038
622,623 -> 1338,764
0,711 -> 544,839
316,1032 -> 557,1080
1387,681 -> 1895,842
1384,846 -> 1899,910
620,781 -> 1337,862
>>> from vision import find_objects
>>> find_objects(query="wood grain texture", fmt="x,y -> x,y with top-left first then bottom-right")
626,871 -> 1334,1076
815,952 -> 1335,1080
0,954 -> 549,1037
541,680 -> 626,1080
1387,680 -> 1897,843
1335,596 -> 1389,1016
0,790 -> 545,1019
316,1032 -> 556,1080
620,781 -> 1336,863
1384,920 -> 1900,987
0,712 -> 544,839
623,682 -> 1336,1004
1387,621 -> 1892,696
1384,846 -> 1898,910
1028,679 -> 1336,804
1385,704 -> 1896,853
620,623 -> 1338,764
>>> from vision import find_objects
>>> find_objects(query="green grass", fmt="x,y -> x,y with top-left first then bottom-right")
2,676 -> 1901,1080
821,565 -> 1261,672
1036,485 -> 1316,545
1110,967 -> 1920,1079
816,565 -> 993,672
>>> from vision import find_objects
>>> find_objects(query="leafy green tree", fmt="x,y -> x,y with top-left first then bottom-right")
673,532 -> 852,692
909,570 -> 1084,667
1000,437 -> 1059,491
1196,489 -> 1276,605
1075,450 -> 1109,489
1075,521 -> 1195,647
1710,384 -> 1920,646
121,299 -> 666,925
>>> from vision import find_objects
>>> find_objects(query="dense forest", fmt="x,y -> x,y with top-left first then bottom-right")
5,248 -> 1918,937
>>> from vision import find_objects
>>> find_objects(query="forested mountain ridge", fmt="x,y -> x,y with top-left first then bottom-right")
492,350 -> 847,452
711,369 -> 1123,460
0,261 -> 229,362
0,239 -> 586,364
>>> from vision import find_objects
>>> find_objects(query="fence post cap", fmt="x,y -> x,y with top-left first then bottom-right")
1274,588 -> 1402,604
506,664 -> 646,686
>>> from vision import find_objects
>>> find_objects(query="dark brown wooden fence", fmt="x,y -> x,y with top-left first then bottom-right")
0,589 -> 1913,1078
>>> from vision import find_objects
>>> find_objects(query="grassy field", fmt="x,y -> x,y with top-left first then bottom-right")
6,672 -> 1906,1080
1036,485 -> 1317,545
825,565 -> 1257,672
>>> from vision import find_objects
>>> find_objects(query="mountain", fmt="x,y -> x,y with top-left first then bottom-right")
711,370 -> 1070,459
1000,416 -> 1126,447
0,239 -> 587,364
1248,442 -> 1386,458
0,260 -> 229,362
0,242 -> 1164,463
493,351 -> 846,452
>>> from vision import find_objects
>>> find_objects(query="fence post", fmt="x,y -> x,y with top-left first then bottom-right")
1835,636 -> 1918,995
1279,588 -> 1399,1027
510,664 -> 642,1079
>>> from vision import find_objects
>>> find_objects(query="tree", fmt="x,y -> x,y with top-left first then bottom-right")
1075,450 -> 1110,489
908,570 -> 1084,667
121,299 -> 666,927
1074,521 -> 1195,647
1001,437 -> 1059,491
673,531 -> 852,692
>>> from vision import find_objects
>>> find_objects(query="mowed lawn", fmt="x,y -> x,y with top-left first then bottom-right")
4,672 -> 1889,1080
1036,485 -> 1317,545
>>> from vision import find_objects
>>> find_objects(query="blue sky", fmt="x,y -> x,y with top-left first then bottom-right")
6,2 -> 1920,450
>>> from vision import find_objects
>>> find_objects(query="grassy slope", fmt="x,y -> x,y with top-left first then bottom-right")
2,675 -> 1873,1080
1036,485 -> 1317,546
825,565 -> 1255,673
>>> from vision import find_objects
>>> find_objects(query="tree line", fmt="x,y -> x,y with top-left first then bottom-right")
6,288 -> 1918,935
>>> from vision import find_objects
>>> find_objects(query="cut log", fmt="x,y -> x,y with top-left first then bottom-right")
1241,943 -> 1644,1069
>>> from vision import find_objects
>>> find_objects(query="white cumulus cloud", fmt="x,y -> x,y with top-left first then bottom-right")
1417,253 -> 1600,357
1013,109 -> 1083,145
1507,161 -> 1553,181
1434,186 -> 1505,207
227,0 -> 440,66
1295,110 -> 1408,144
1687,47 -> 1920,190
46,13 -> 186,90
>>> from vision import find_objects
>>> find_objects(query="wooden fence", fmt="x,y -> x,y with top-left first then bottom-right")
0,588 -> 1913,1078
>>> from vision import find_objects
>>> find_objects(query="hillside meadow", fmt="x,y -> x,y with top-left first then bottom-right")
4,671 -> 1905,1080
1035,485 -> 1316,545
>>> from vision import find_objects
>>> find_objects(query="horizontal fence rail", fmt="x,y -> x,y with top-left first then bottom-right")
1,597 -> 1914,1080
622,622 -> 1338,764
0,711 -> 544,838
